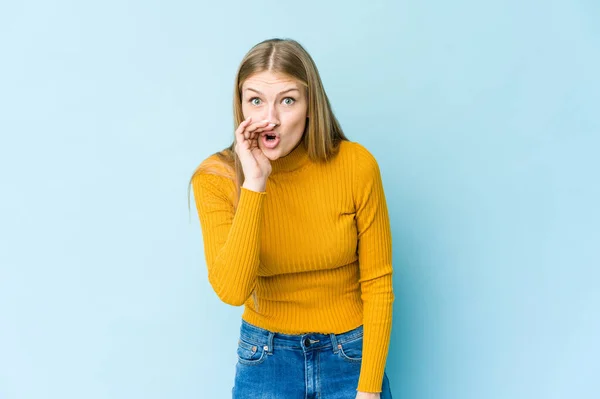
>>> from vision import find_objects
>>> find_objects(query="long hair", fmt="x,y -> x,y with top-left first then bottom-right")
188,38 -> 348,211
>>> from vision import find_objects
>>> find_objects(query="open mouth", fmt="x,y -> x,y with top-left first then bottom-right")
261,133 -> 280,149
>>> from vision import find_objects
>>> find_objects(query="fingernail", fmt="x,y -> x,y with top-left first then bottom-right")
268,123 -> 276,127
262,119 -> 270,123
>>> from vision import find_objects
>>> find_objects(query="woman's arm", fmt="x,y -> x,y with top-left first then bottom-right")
353,144 -> 395,393
192,172 -> 266,306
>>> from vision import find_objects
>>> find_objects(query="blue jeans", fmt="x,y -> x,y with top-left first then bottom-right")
232,320 -> 393,399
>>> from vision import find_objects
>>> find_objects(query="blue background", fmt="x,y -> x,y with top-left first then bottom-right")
1,1 -> 598,398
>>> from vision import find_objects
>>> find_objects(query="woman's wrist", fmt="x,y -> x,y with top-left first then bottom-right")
242,179 -> 267,193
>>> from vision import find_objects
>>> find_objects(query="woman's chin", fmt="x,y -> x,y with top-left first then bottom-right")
260,146 -> 282,161
264,152 -> 281,161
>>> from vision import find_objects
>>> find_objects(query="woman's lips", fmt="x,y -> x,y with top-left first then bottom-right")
261,132 -> 280,149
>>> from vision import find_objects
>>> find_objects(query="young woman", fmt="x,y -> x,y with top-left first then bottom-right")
190,38 -> 394,399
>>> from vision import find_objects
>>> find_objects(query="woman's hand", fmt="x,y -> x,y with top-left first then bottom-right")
356,392 -> 380,399
234,116 -> 274,192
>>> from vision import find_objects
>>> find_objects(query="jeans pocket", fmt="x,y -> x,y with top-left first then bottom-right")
338,336 -> 363,363
237,338 -> 267,366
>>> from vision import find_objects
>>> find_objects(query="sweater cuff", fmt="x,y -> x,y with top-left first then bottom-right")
239,187 -> 266,206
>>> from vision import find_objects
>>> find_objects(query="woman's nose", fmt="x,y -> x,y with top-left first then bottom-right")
265,104 -> 280,124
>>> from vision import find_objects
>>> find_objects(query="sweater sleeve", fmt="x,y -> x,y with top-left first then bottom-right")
191,171 -> 266,306
353,145 -> 395,393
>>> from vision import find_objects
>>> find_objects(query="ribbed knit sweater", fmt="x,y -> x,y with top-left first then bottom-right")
191,139 -> 394,393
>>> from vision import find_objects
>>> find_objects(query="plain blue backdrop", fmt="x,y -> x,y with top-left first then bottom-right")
1,1 -> 598,398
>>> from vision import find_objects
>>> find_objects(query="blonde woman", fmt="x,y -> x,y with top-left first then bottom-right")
190,38 -> 394,399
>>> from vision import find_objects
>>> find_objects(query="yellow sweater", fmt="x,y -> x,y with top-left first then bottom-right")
191,139 -> 394,392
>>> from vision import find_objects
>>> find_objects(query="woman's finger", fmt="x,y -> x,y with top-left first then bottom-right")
244,120 -> 272,140
248,123 -> 276,138
246,120 -> 271,134
235,118 -> 253,146
235,117 -> 252,137
237,119 -> 275,146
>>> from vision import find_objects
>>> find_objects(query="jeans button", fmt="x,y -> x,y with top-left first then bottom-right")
303,337 -> 311,347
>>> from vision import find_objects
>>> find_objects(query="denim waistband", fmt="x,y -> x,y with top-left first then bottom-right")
238,319 -> 363,353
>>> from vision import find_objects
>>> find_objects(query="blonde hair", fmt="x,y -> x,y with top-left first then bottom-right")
188,38 -> 348,211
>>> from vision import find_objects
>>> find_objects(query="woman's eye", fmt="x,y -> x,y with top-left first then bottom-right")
250,98 -> 261,106
282,97 -> 295,105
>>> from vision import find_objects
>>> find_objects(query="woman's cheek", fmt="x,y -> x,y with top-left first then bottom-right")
241,104 -> 256,120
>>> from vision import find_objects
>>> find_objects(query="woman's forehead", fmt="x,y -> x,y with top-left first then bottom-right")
243,71 -> 300,89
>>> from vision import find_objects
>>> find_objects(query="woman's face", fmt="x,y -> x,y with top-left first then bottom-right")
241,71 -> 308,160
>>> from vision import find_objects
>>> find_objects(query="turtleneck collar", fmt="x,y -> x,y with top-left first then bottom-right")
270,140 -> 311,174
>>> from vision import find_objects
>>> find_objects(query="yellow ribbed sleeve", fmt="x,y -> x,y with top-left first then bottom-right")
353,145 -> 395,392
191,140 -> 394,393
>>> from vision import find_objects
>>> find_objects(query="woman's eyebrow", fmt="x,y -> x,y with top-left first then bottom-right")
245,87 -> 300,96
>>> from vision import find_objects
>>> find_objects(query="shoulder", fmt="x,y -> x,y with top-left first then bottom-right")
200,150 -> 235,177
192,151 -> 236,181
191,151 -> 236,200
337,140 -> 380,170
